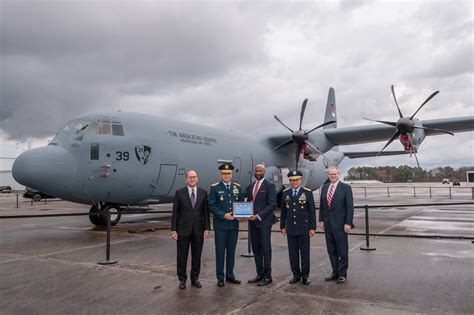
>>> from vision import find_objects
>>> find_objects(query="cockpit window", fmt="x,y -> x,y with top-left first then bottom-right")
88,122 -> 99,133
112,124 -> 124,136
58,119 -> 89,133
73,120 -> 89,131
99,123 -> 112,135
88,116 -> 124,136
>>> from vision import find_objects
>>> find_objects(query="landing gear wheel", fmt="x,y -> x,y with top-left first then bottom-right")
33,194 -> 42,202
102,204 -> 122,226
89,205 -> 104,226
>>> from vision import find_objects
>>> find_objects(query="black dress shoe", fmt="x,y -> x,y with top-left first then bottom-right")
179,281 -> 186,289
302,278 -> 310,285
217,279 -> 225,287
226,277 -> 241,284
289,277 -> 301,284
248,276 -> 264,283
191,280 -> 202,288
324,274 -> 338,281
337,276 -> 346,284
257,278 -> 272,286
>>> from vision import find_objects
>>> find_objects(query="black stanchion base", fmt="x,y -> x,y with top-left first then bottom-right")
360,247 -> 376,251
241,252 -> 254,257
98,259 -> 118,265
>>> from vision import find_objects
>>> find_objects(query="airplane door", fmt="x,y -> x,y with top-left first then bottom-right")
152,164 -> 177,196
233,157 -> 241,181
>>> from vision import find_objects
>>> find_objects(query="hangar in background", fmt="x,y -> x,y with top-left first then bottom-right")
1,143 -> 29,190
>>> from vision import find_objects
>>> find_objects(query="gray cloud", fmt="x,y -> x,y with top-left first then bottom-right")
1,0 -> 269,138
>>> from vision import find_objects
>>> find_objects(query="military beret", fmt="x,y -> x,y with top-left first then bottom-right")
287,170 -> 302,179
219,163 -> 234,172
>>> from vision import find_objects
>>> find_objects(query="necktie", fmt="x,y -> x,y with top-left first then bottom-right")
293,189 -> 297,197
226,184 -> 230,190
191,189 -> 196,208
327,185 -> 334,207
252,181 -> 260,201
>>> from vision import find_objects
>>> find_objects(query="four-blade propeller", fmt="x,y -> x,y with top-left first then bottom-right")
364,85 -> 454,168
273,99 -> 336,170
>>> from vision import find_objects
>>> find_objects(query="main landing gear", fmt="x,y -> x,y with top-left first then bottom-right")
89,203 -> 122,226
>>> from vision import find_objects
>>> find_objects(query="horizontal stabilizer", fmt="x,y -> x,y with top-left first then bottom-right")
343,150 -> 408,159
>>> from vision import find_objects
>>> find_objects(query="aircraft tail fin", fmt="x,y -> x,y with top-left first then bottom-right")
323,87 -> 337,129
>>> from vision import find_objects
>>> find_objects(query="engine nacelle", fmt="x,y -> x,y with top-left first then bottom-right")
399,120 -> 426,153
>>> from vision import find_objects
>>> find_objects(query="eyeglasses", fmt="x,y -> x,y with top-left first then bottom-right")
187,176 -> 198,179
328,174 -> 338,176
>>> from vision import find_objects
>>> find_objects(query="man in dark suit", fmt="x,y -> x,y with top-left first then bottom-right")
208,163 -> 243,287
280,170 -> 316,285
319,166 -> 354,284
171,169 -> 210,289
244,164 -> 277,286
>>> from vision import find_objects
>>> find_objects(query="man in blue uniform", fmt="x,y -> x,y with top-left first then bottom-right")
208,163 -> 243,287
319,166 -> 354,284
280,170 -> 316,285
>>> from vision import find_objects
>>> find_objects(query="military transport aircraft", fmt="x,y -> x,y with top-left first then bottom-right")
12,86 -> 474,226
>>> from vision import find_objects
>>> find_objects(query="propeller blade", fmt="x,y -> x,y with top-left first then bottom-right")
391,85 -> 404,118
410,91 -> 440,119
304,140 -> 328,159
299,99 -> 308,131
407,134 -> 421,168
304,120 -> 337,135
273,138 -> 294,151
412,125 -> 454,136
376,130 -> 401,156
295,145 -> 301,170
274,115 -> 294,132
363,118 -> 397,127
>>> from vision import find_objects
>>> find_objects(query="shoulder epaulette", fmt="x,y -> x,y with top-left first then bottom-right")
303,187 -> 312,191
233,183 -> 241,187
283,188 -> 291,192
211,182 -> 219,187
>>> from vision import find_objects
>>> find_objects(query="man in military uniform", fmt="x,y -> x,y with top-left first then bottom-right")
280,170 -> 316,285
208,163 -> 243,287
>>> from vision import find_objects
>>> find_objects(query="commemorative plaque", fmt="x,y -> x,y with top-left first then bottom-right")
232,202 -> 253,218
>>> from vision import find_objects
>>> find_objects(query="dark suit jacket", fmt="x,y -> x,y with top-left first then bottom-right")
319,182 -> 354,231
171,187 -> 210,236
244,179 -> 277,228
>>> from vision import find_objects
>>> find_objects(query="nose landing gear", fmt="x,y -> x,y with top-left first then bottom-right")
89,203 -> 122,226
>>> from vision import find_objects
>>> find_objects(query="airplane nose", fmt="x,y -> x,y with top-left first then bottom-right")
12,146 -> 78,190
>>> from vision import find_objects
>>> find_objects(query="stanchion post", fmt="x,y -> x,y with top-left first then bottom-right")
364,187 -> 367,198
413,186 -> 416,197
360,205 -> 376,251
449,187 -> 452,199
15,193 -> 19,208
241,221 -> 254,257
98,210 -> 118,265
471,187 -> 473,200
31,198 -> 33,206
387,187 -> 390,197
429,187 -> 432,198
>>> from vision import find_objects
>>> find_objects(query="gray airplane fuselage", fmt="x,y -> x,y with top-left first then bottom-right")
13,111 -> 342,206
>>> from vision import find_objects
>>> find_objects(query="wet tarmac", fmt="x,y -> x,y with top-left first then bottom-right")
1,184 -> 473,314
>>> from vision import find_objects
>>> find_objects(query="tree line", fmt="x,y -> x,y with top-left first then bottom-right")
344,166 -> 473,183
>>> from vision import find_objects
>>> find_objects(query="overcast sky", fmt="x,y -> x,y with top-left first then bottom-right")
1,0 -> 472,171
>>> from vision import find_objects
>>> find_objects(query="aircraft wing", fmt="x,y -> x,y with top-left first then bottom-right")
323,116 -> 474,146
343,151 -> 408,159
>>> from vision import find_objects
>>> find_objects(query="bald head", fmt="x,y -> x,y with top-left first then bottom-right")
254,164 -> 265,180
